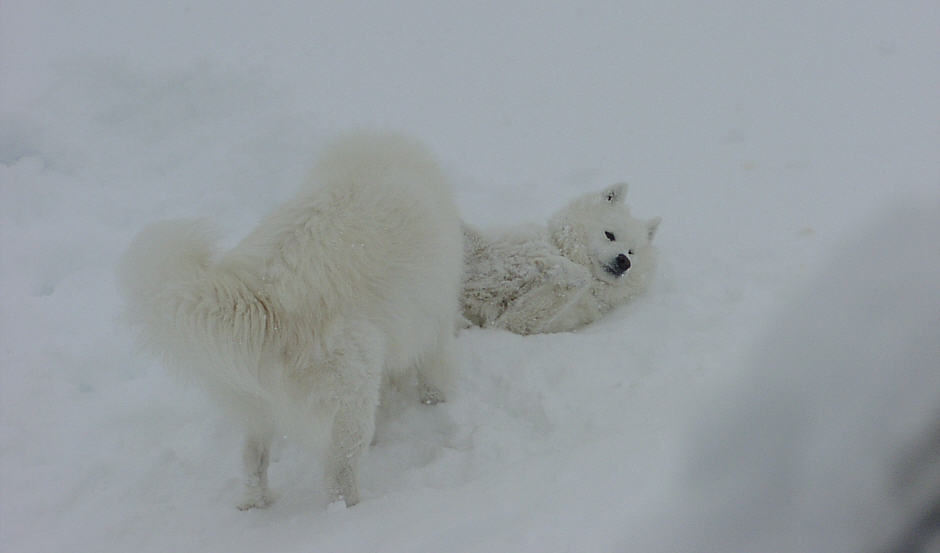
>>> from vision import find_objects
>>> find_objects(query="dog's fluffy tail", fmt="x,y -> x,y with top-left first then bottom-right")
118,219 -> 216,313
118,219 -> 271,388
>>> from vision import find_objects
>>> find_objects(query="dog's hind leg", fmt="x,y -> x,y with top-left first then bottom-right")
237,430 -> 274,510
233,401 -> 275,510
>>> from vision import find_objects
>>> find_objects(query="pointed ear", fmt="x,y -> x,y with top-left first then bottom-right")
647,216 -> 662,241
602,182 -> 627,204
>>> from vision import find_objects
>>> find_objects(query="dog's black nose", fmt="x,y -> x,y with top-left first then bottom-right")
615,253 -> 631,272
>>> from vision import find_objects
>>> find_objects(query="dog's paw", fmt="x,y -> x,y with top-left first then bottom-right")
237,490 -> 273,511
327,499 -> 347,513
418,384 -> 446,405
538,258 -> 591,289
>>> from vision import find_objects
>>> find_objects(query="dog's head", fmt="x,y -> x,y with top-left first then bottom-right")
548,183 -> 661,288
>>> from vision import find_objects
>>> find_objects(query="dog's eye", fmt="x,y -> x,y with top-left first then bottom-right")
604,231 -> 616,241
628,249 -> 634,255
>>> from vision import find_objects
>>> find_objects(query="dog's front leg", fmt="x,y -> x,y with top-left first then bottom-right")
416,328 -> 457,405
495,258 -> 592,334
322,324 -> 383,508
325,398 -> 378,507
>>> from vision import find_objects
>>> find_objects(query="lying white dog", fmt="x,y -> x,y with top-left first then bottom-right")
118,133 -> 463,509
462,183 -> 660,334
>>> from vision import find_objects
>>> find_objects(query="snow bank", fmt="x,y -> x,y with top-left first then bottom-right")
635,204 -> 940,552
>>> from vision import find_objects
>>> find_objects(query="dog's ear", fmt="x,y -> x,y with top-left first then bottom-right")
647,216 -> 662,241
602,183 -> 627,204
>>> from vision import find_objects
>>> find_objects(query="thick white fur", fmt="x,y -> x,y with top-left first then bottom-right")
118,133 -> 463,509
462,184 -> 660,334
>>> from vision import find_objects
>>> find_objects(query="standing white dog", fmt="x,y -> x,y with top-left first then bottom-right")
462,183 -> 660,334
118,133 -> 462,509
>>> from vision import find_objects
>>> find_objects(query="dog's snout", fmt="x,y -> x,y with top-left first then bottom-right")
604,253 -> 632,277
615,253 -> 631,271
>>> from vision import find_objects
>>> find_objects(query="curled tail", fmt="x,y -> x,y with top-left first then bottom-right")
117,219 -> 273,388
117,219 -> 216,312
117,219 -> 218,363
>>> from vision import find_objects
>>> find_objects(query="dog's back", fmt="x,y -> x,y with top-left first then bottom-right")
222,133 -> 462,373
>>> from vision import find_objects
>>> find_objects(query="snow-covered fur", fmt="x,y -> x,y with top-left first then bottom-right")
117,133 -> 463,509
462,184 -> 660,334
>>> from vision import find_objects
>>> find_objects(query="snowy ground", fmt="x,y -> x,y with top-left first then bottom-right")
2,2 -> 938,552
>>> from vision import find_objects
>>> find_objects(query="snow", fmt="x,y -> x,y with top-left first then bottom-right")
2,1 -> 938,552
